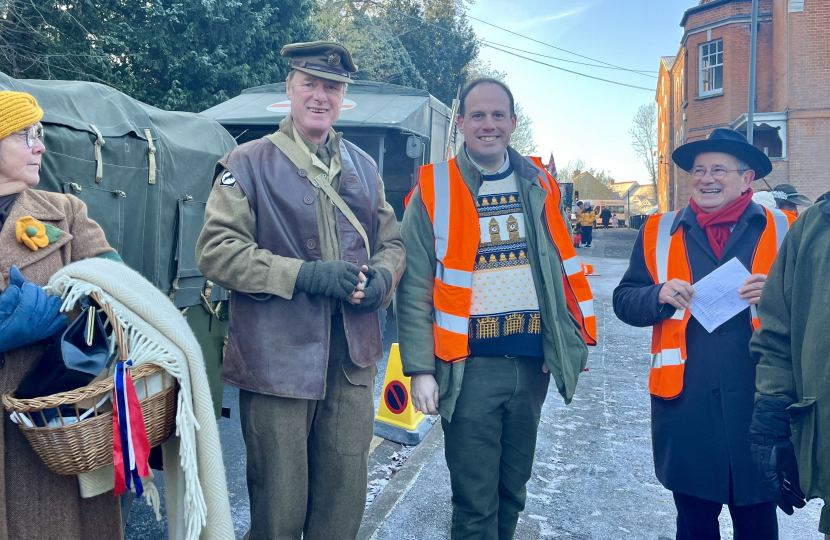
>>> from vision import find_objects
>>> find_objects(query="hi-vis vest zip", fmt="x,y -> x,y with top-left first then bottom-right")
642,206 -> 795,399
413,156 -> 597,363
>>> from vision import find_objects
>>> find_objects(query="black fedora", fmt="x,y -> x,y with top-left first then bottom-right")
672,128 -> 773,179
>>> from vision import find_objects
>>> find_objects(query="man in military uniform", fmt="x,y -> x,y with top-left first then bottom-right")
196,42 -> 405,540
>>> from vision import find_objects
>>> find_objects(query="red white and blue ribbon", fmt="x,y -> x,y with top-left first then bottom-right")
112,359 -> 150,497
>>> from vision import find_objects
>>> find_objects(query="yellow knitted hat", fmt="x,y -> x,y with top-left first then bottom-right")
0,91 -> 44,141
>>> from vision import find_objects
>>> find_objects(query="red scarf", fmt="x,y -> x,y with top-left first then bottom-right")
689,189 -> 754,259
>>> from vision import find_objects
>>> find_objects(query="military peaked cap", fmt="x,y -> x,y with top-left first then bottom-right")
281,41 -> 358,84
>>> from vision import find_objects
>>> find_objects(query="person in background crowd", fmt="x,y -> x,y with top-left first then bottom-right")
578,203 -> 595,247
196,42 -> 405,540
611,213 -> 619,228
771,183 -> 812,217
749,190 -> 830,538
613,129 -> 796,540
397,78 -> 596,540
752,189 -> 777,211
600,206 -> 612,229
0,88 -> 123,539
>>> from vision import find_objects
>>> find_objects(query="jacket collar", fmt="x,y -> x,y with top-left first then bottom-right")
670,197 -> 767,234
818,190 -> 830,215
0,189 -> 73,279
456,145 -> 544,195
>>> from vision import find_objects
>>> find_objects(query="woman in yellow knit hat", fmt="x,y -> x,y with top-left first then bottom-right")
0,87 -> 124,539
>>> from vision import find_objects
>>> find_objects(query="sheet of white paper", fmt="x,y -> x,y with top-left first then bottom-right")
689,257 -> 752,333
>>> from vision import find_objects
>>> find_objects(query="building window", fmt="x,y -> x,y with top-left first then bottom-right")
699,40 -> 723,96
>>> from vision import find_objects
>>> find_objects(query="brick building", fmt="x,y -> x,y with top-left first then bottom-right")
656,0 -> 830,212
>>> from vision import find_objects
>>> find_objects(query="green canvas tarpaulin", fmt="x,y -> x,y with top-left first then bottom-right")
1,73 -> 237,418
0,72 -> 237,308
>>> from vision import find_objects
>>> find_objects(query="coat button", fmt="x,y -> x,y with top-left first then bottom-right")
712,388 -> 721,396
306,239 -> 317,249
304,195 -> 314,205
298,169 -> 307,178
717,327 -> 727,336
541,249 -> 547,256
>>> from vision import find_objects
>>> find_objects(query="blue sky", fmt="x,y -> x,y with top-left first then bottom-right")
466,0 -> 693,184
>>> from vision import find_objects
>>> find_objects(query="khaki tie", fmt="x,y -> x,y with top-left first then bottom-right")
316,145 -> 332,168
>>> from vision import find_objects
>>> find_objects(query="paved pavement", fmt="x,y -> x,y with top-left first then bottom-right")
364,227 -> 824,540
126,226 -> 825,539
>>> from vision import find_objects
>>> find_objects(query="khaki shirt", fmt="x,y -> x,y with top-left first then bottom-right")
196,115 -> 405,304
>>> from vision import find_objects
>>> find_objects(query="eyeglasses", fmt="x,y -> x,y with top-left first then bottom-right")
690,166 -> 746,181
14,123 -> 45,148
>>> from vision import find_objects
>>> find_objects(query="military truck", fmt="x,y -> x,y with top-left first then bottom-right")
0,72 -> 236,418
201,80 -> 454,220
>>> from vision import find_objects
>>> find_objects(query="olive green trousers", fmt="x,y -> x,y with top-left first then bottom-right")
239,318 -> 378,540
442,355 -> 550,540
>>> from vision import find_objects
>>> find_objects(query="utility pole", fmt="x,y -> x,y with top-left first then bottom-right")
747,0 -> 759,144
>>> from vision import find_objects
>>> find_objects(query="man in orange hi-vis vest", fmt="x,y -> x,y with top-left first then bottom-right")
613,129 -> 797,540
396,78 -> 596,540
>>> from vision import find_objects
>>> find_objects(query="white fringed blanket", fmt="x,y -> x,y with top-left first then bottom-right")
47,259 -> 233,540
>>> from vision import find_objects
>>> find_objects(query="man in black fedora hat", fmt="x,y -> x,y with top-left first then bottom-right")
771,183 -> 813,217
614,128 -> 800,539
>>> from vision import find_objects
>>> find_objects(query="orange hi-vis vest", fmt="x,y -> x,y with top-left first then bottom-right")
642,206 -> 795,399
416,156 -> 597,362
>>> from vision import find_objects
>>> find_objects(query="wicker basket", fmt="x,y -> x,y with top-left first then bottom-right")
2,292 -> 178,476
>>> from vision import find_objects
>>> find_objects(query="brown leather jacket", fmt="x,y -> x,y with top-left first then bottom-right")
213,136 -> 391,399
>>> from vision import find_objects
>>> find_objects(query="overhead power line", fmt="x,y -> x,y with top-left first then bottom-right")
483,43 -> 656,92
347,0 -> 658,92
480,39 -> 657,78
466,14 -> 659,75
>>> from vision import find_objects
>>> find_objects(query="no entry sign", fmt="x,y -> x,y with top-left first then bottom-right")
384,381 -> 409,415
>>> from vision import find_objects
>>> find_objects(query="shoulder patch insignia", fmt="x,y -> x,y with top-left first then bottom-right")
220,171 -> 236,188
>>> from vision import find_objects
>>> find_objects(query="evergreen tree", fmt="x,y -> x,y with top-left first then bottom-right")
386,0 -> 478,106
0,0 -> 315,111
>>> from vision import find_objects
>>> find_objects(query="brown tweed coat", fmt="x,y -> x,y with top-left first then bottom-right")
0,189 -> 122,540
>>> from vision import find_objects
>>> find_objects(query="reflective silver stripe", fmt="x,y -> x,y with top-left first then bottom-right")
650,352 -> 662,369
655,211 -> 678,284
750,305 -> 758,321
436,263 -> 473,289
433,310 -> 469,335
769,208 -> 791,251
671,308 -> 686,321
652,348 -> 684,369
432,161 -> 451,263
578,299 -> 595,318
563,256 -> 583,277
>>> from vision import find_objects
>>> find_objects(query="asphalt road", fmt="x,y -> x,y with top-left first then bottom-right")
126,226 -> 825,539
367,227 -> 824,540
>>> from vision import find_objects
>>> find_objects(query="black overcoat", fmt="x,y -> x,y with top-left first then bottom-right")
613,201 -> 773,506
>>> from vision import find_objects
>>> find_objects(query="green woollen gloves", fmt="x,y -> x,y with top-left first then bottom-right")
295,260 -> 361,301
294,261 -> 392,313
351,266 -> 392,314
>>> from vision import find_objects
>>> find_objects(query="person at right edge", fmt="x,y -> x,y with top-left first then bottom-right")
749,192 -> 830,535
396,78 -> 597,540
613,129 -> 797,540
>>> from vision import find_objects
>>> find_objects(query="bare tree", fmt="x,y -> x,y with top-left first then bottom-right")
629,103 -> 658,190
557,158 -> 586,182
510,102 -> 537,156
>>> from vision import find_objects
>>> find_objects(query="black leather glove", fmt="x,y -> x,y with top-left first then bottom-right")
350,266 -> 392,314
749,396 -> 807,515
295,260 -> 361,301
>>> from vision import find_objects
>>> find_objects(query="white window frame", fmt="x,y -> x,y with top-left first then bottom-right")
699,39 -> 724,96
